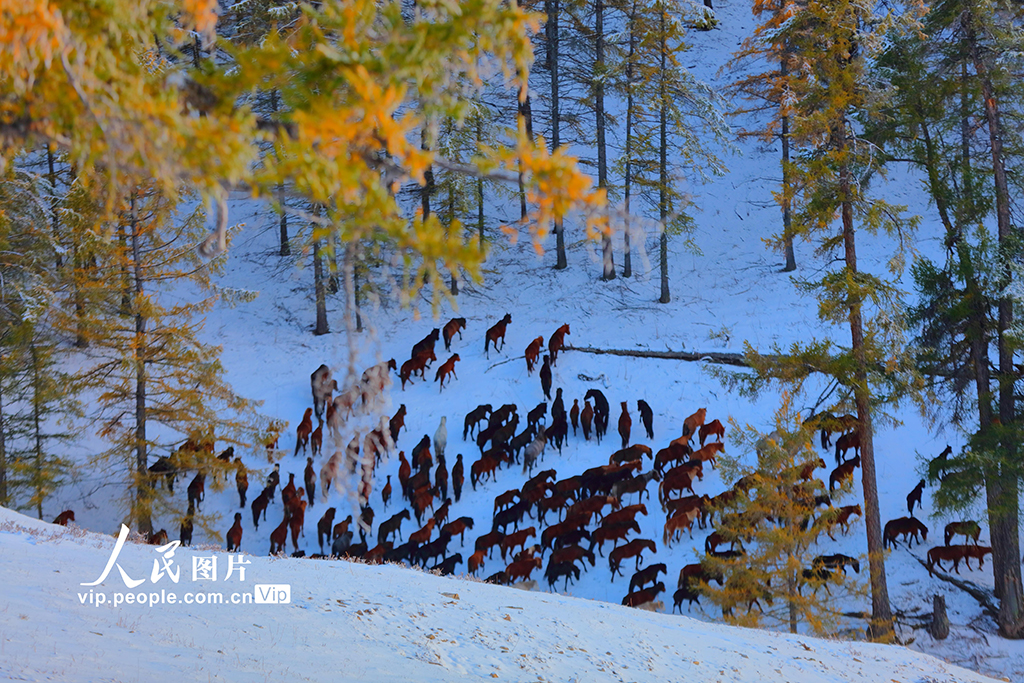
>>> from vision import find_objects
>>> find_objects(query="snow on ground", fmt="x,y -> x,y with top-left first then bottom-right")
8,0 -> 1024,680
0,507 -> 1000,682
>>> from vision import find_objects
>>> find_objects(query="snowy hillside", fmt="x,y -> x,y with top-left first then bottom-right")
12,0 -> 1024,681
0,507 -> 1001,682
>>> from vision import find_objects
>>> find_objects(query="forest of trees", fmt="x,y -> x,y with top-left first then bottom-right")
0,0 -> 1023,643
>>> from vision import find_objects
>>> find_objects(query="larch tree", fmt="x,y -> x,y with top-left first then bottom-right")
728,0 -> 802,272
72,182 -> 264,534
0,167 -> 77,515
734,0 -> 925,640
0,0 -> 606,531
616,0 -> 726,301
702,402 -> 860,634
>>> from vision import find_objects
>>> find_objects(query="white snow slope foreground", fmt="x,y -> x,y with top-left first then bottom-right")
0,508 -> 998,683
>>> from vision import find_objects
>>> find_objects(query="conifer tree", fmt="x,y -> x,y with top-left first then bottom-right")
702,403 -> 858,634
728,0 -> 802,271
735,0 -> 923,640
875,0 -> 1024,637
616,0 -> 726,301
73,182 -> 263,534
0,167 -> 78,515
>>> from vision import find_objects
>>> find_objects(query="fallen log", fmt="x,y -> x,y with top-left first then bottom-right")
563,345 -> 759,368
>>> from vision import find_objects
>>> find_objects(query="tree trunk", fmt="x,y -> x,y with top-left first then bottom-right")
622,0 -> 636,279
270,91 -> 291,257
840,152 -> 892,641
31,343 -> 42,519
788,574 -> 798,634
0,375 -> 6,506
518,86 -> 533,223
353,251 -> 363,333
780,55 -> 796,272
119,223 -> 131,315
477,119 -> 486,251
448,183 -> 458,296
967,17 -> 1024,638
658,11 -> 670,304
930,595 -> 950,640
47,148 -> 62,269
313,235 -> 329,336
130,194 -> 152,536
596,0 -> 614,280
421,127 -> 433,221
549,0 -> 567,271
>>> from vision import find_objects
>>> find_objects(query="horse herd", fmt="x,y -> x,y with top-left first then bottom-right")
46,315 -> 1001,615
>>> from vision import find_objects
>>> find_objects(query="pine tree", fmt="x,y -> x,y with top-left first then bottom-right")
877,0 -> 1024,637
0,0 -> 605,307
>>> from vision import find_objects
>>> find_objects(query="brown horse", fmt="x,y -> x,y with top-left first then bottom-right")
295,407 -> 314,456
505,557 -> 542,583
609,538 -> 657,577
310,364 -> 337,421
434,354 -> 460,391
682,408 -> 707,437
227,512 -> 243,551
907,479 -> 925,516
617,402 -> 631,449
400,349 -> 436,389
53,510 -> 75,526
834,430 -> 861,465
548,323 -> 570,365
525,336 -> 544,375
698,419 -> 725,446
484,313 -> 512,359
690,442 -> 724,469
944,520 -> 981,546
442,317 -> 466,351
883,516 -> 928,548
828,455 -> 861,491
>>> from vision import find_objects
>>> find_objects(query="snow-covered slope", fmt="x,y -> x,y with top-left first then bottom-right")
0,508 -> 1000,682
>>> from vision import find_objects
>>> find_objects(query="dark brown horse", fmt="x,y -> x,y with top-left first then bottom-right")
484,314 -> 512,358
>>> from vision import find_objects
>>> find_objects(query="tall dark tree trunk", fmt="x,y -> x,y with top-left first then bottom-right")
780,55 -> 796,272
67,164 -> 88,348
31,343 -> 42,519
270,90 -> 290,257
129,194 -> 152,536
119,223 -> 131,315
421,127 -> 433,220
0,376 -> 6,506
47,148 -> 62,269
353,251 -> 363,333
595,0 -> 614,280
313,235 -> 329,336
477,119 -> 486,252
839,142 -> 892,640
622,0 -> 637,279
547,0 -> 567,270
658,11 -> 670,304
448,183 -> 458,296
518,88 -> 533,222
966,16 -> 1024,637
